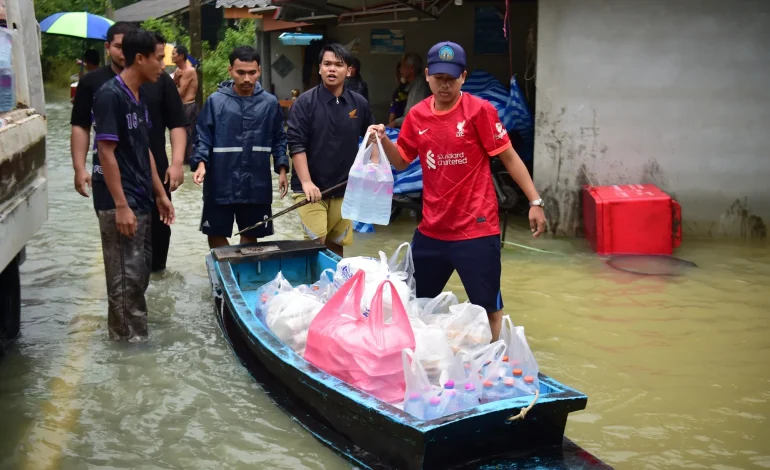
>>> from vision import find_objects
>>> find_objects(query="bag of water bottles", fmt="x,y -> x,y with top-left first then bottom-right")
401,348 -> 440,419
305,271 -> 416,403
500,316 -> 540,394
341,131 -> 394,225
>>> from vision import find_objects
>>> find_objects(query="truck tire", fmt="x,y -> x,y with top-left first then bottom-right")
0,256 -> 21,341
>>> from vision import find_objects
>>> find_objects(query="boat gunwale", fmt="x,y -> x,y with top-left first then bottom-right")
212,249 -> 588,433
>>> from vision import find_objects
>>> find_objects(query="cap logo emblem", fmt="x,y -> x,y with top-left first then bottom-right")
438,45 -> 454,61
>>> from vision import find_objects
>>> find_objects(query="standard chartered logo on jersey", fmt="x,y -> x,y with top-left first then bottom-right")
425,150 -> 467,170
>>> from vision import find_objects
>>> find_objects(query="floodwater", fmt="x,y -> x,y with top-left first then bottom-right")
1,88 -> 769,470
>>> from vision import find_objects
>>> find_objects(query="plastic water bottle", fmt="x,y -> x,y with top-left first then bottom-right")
440,380 -> 458,415
0,28 -> 14,113
523,375 -> 537,394
424,396 -> 442,420
459,382 -> 478,410
481,380 -> 495,401
502,377 -> 517,398
500,356 -> 511,377
404,392 -> 424,419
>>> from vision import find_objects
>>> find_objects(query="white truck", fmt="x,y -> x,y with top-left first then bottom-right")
0,0 -> 47,346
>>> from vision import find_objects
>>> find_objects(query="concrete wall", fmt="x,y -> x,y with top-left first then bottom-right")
268,32 -> 304,101
534,0 -> 770,239
327,0 -> 537,122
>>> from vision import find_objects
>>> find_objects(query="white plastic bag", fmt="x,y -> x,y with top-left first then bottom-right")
388,242 -> 416,296
334,252 -> 411,319
409,317 -> 454,383
341,131 -> 394,225
414,292 -> 459,322
254,272 -> 293,321
500,316 -> 540,394
296,269 -> 337,303
430,302 -> 493,354
401,348 -> 439,419
265,290 -> 325,355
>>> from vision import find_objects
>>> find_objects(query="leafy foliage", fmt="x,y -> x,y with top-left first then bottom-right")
201,19 -> 256,98
140,17 -> 190,49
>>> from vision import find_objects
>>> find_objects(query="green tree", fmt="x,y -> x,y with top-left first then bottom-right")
201,19 -> 256,98
140,17 -> 190,48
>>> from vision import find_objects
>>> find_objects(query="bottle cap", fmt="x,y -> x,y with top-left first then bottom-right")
429,396 -> 441,406
409,392 -> 421,400
512,368 -> 523,377
444,380 -> 455,389
464,382 -> 475,391
483,380 -> 493,389
503,378 -> 515,387
503,355 -> 509,362
524,375 -> 535,384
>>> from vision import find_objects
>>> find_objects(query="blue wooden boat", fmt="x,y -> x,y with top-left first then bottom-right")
206,240 -> 608,470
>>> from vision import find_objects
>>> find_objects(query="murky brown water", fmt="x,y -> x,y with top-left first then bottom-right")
1,88 -> 769,469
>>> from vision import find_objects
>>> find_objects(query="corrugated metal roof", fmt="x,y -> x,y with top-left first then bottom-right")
215,0 -> 262,7
114,0 -> 213,22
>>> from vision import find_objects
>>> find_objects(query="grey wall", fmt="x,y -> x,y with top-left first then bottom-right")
268,32 -> 304,101
327,1 -> 537,122
534,0 -> 770,239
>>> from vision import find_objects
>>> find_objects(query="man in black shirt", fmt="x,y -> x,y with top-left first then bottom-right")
70,22 -> 186,272
286,43 -> 374,256
92,29 -> 175,342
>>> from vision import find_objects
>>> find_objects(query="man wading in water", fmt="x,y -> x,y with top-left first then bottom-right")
91,29 -> 175,342
371,41 -> 547,341
172,44 -> 199,164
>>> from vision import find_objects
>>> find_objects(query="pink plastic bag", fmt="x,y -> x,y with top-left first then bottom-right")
305,270 -> 416,403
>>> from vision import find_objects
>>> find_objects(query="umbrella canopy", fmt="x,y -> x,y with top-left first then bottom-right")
40,12 -> 114,41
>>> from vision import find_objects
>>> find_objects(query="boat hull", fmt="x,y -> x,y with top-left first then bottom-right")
206,241 -> 605,470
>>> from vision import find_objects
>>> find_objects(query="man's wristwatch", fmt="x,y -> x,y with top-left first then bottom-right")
529,199 -> 544,208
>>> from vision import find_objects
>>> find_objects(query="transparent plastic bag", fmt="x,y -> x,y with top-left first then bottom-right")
265,290 -> 325,355
254,272 -> 293,322
296,268 -> 336,303
500,316 -> 540,395
431,302 -> 493,354
388,242 -> 415,296
401,348 -> 439,419
334,253 -> 411,319
341,131 -> 394,225
409,316 -> 454,383
411,292 -> 459,321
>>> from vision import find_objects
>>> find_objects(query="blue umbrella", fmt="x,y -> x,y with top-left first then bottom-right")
39,12 -> 114,41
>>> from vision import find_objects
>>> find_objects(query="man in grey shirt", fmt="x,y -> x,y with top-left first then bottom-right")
388,52 -> 432,128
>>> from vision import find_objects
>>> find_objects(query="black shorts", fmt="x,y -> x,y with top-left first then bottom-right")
412,229 -> 503,313
200,203 -> 274,238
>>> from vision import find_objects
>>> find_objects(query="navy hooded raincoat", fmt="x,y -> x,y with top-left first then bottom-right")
190,81 -> 289,205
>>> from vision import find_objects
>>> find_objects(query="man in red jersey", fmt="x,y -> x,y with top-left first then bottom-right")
370,41 -> 546,340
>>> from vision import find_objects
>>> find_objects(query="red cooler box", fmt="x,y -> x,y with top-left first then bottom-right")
583,184 -> 682,255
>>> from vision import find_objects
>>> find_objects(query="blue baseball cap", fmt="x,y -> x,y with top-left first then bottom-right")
426,41 -> 466,78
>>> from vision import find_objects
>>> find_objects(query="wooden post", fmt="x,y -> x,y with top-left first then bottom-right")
189,0 -> 203,106
255,18 -> 272,94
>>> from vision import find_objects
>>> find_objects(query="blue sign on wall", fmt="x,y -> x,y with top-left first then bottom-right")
370,29 -> 405,55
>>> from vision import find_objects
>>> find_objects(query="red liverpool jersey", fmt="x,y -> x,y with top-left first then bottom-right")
397,92 -> 512,241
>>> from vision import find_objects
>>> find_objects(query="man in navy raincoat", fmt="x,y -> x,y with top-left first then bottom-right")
190,46 -> 289,248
